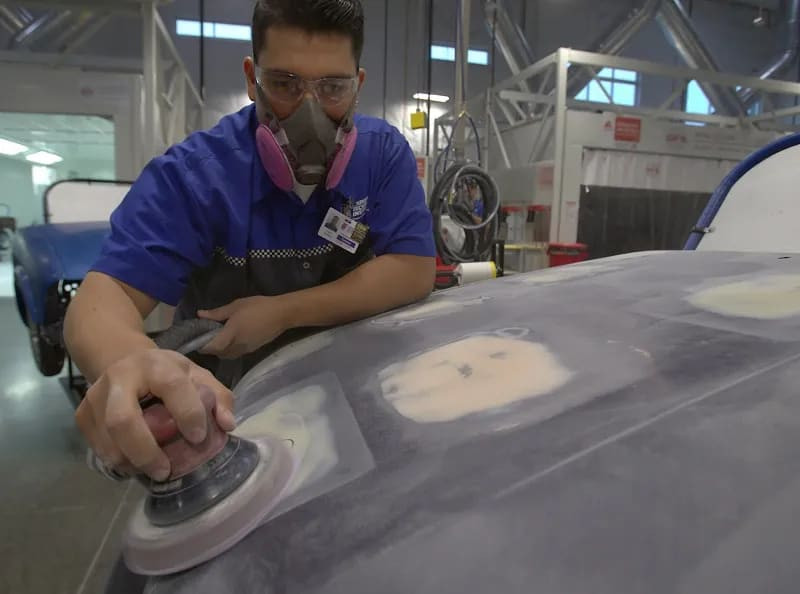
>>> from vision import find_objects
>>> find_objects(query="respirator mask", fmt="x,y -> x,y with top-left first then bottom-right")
254,69 -> 359,196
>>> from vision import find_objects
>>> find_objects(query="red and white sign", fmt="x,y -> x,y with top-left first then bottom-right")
614,117 -> 642,143
416,157 -> 427,180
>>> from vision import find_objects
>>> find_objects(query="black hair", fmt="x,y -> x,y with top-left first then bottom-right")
252,0 -> 365,65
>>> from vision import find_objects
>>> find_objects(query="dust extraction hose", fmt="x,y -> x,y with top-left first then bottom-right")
430,163 -> 501,265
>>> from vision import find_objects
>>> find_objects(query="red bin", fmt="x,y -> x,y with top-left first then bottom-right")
548,242 -> 589,268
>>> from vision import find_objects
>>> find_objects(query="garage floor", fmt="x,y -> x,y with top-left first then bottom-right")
0,258 -> 12,297
0,261 -> 145,594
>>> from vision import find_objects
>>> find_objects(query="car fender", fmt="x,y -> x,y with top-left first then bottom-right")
13,262 -> 38,324
11,228 -> 62,326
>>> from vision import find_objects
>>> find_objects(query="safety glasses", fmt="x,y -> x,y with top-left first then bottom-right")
256,69 -> 359,108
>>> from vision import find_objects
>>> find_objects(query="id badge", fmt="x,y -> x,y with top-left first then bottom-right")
318,207 -> 369,254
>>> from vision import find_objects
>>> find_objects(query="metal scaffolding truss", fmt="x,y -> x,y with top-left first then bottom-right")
0,0 -> 202,162
435,48 -> 800,245
437,48 -> 800,171
140,2 -> 203,158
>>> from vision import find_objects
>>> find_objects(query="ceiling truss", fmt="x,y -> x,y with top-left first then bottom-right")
0,0 -> 201,163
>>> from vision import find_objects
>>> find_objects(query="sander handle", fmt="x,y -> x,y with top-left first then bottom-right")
88,319 -> 226,483
139,318 -> 225,446
140,389 -> 217,447
139,388 -> 229,483
138,318 -> 228,482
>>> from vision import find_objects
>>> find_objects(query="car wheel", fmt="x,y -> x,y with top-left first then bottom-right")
13,281 -> 27,325
27,314 -> 65,377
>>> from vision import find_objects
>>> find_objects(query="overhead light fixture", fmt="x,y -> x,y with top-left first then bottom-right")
26,151 -> 63,165
0,137 -> 29,156
413,93 -> 451,103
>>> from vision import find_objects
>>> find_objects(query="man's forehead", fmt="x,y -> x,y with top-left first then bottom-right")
259,26 -> 357,78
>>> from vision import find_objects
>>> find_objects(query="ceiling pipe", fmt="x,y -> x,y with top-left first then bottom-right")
58,13 -> 109,57
739,0 -> 800,106
15,7 -> 34,24
45,9 -> 94,52
483,0 -> 534,93
566,0 -> 660,98
0,5 -> 25,30
8,10 -> 56,49
8,10 -> 73,50
656,0 -> 746,116
0,12 -> 15,34
483,0 -> 534,71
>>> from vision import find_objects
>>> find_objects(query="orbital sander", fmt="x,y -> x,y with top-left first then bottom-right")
117,320 -> 296,576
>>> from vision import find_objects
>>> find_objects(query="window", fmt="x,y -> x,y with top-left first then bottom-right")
467,49 -> 490,66
431,45 -> 456,62
685,81 -> 761,122
575,68 -> 638,106
686,80 -> 713,115
431,44 -> 490,66
176,19 -> 251,41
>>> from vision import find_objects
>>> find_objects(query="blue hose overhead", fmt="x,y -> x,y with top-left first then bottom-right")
685,132 -> 800,250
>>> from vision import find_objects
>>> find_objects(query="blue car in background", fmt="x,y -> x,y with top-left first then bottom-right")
11,179 -> 130,376
0,203 -> 15,261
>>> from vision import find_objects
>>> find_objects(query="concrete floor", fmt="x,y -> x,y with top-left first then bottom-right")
0,261 -> 144,594
1,258 -> 12,297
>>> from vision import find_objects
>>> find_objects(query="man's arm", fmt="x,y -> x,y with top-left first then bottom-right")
64,272 -> 158,384
65,153 -> 234,481
285,253 -> 435,328
198,253 -> 435,358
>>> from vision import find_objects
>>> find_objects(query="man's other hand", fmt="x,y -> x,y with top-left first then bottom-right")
197,296 -> 290,359
76,350 -> 235,481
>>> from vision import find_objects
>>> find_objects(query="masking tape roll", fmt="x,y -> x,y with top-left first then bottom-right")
456,262 -> 498,285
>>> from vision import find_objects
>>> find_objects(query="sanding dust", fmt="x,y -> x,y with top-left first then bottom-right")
687,274 -> 800,320
388,300 -> 459,320
373,296 -> 489,326
517,263 -> 619,285
233,386 -> 337,494
379,335 -> 573,423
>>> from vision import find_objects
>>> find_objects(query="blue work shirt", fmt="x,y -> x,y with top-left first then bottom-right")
92,104 -> 435,320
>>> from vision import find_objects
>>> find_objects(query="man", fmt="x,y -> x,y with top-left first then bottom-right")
65,0 -> 435,482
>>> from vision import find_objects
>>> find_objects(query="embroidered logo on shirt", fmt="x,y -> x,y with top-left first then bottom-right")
343,197 -> 369,220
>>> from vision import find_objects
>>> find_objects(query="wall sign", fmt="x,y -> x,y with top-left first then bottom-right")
614,117 -> 642,143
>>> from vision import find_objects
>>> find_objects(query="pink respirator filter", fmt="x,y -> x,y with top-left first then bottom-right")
256,123 -> 358,192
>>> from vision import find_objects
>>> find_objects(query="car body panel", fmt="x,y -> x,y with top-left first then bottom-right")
127,250 -> 800,594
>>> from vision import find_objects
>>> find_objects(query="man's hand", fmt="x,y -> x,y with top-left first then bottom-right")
197,296 -> 290,359
76,349 -> 235,481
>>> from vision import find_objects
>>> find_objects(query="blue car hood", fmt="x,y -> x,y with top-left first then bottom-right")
18,222 -> 110,280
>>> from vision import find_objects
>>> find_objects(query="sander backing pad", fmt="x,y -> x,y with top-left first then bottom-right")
123,435 -> 295,576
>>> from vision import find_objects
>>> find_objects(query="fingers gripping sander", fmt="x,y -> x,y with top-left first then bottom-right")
122,320 -> 296,576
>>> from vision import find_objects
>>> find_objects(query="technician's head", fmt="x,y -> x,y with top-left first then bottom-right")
244,0 -> 366,122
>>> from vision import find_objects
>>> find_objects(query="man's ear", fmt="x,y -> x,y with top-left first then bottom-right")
244,57 -> 257,102
357,68 -> 366,93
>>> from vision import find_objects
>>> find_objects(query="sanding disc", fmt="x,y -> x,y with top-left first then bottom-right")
123,436 -> 295,576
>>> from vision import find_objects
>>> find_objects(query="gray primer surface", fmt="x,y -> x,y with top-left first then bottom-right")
118,251 -> 800,594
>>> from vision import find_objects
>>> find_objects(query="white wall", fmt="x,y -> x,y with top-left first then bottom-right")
0,156 -> 37,227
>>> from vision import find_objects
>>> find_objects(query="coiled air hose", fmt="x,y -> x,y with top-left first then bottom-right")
430,163 -> 501,266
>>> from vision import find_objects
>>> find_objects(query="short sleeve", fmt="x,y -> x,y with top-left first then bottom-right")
367,136 -> 436,258
91,155 -> 216,306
